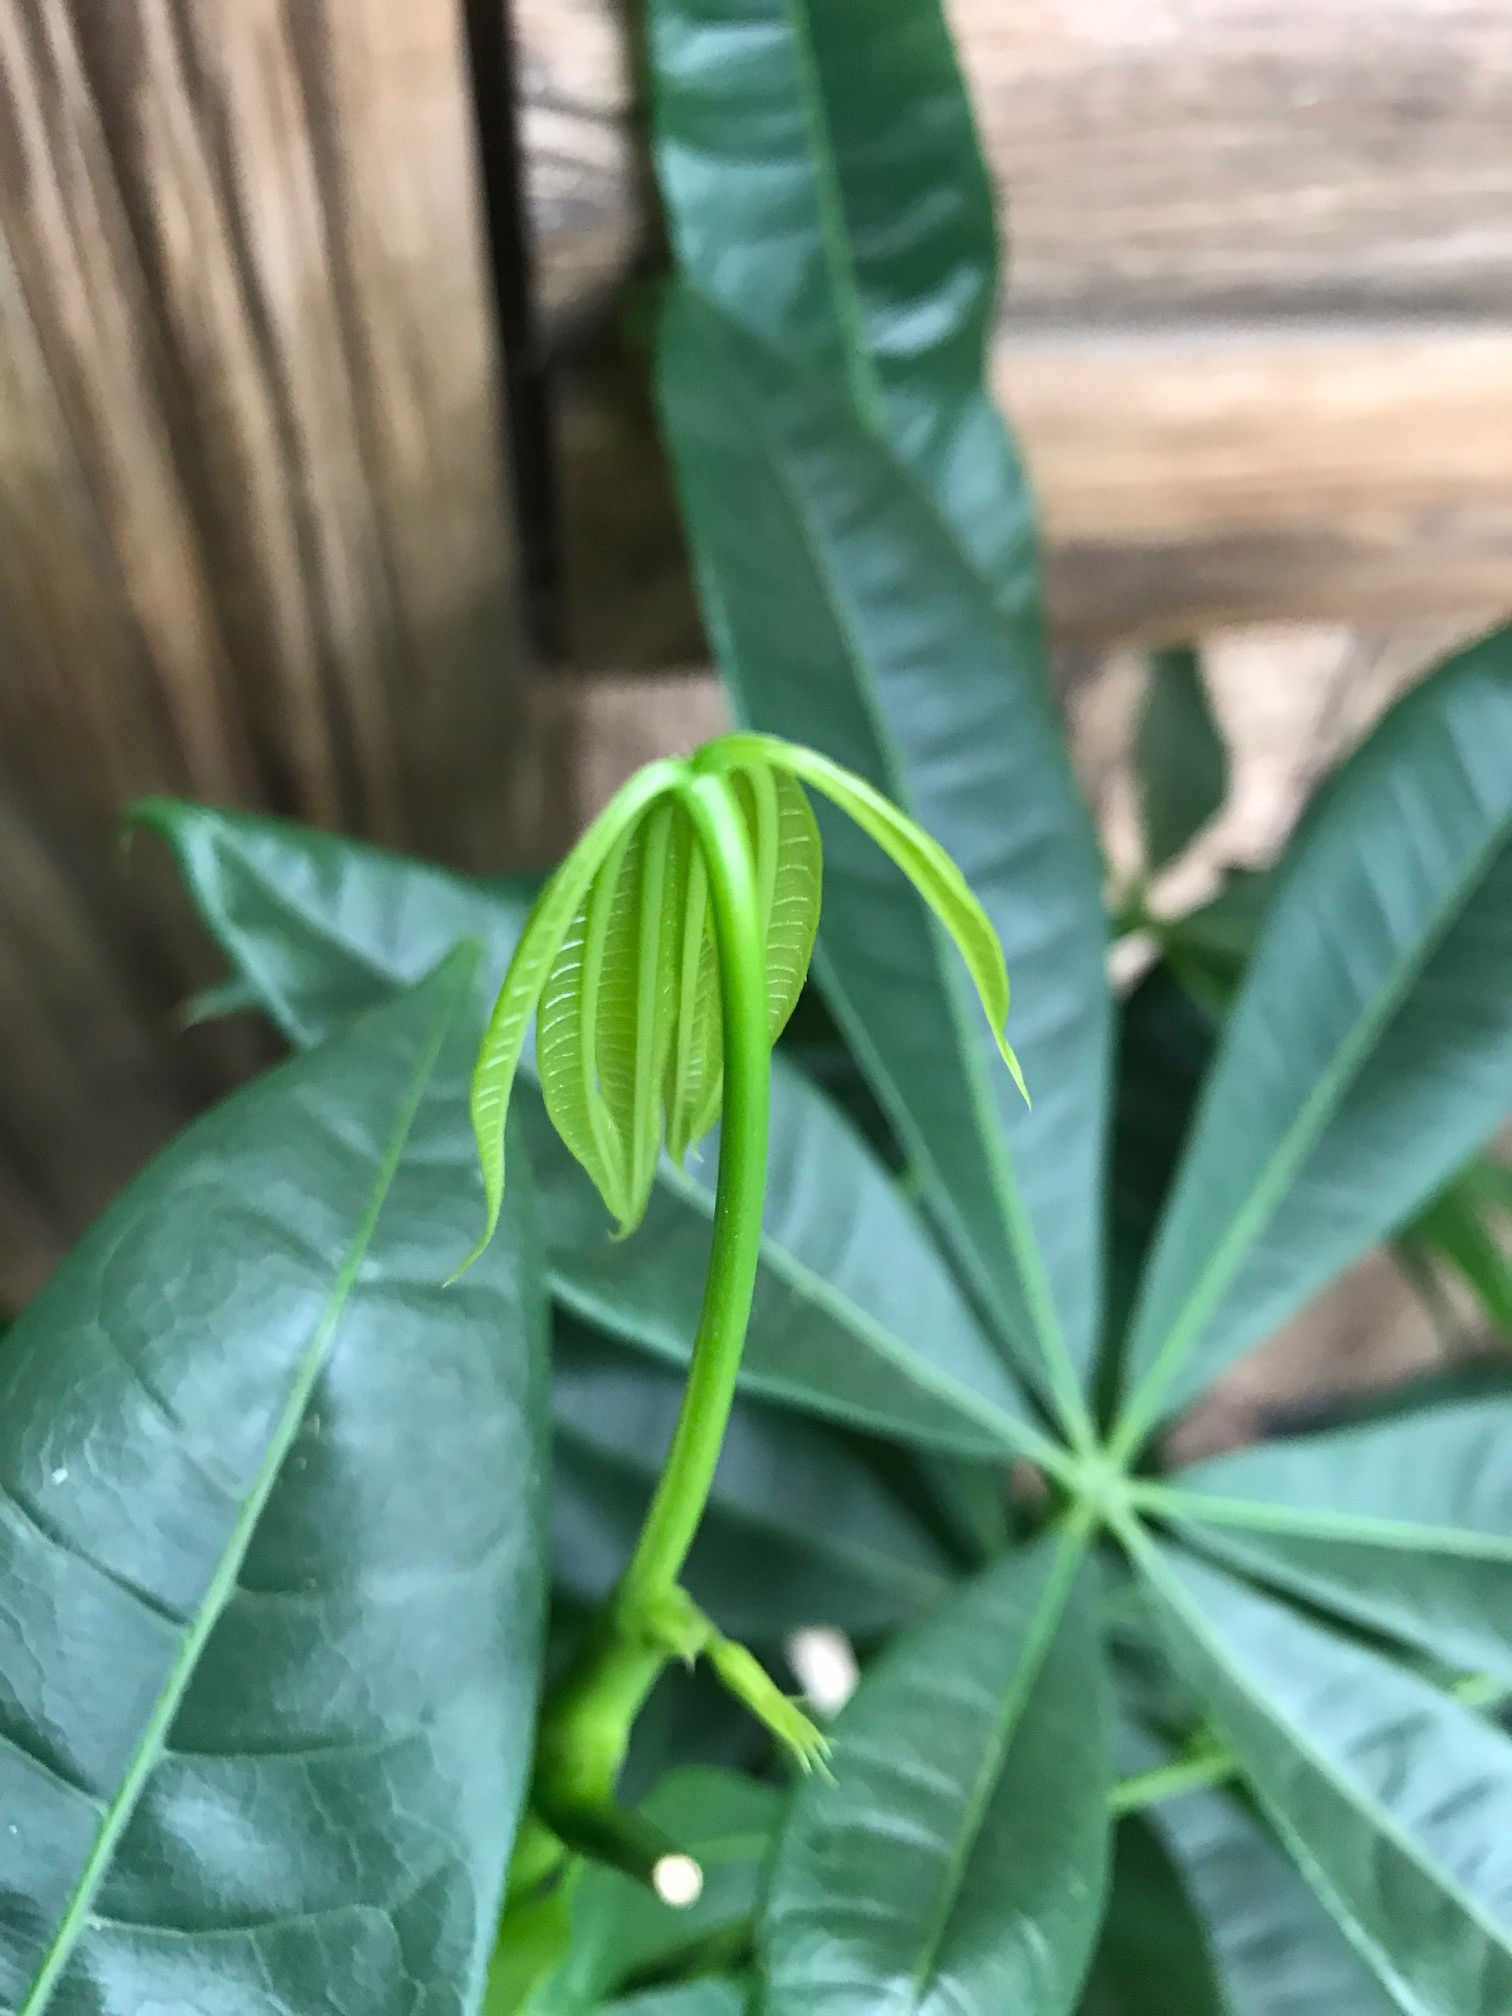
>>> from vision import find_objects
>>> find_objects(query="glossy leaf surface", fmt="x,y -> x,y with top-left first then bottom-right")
763,1534 -> 1110,2016
1123,632 -> 1512,1434
1136,647 -> 1230,873
1079,1814 -> 1225,2016
0,956 -> 548,2014
1149,1782 -> 1397,2016
660,288 -> 1110,1418
146,804 -> 1034,1460
551,1320 -> 948,1638
1138,1544 -> 1512,2016
647,0 -> 1033,595
1157,1396 -> 1512,1682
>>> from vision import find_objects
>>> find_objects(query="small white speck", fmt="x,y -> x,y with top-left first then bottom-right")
50,1467 -> 68,1485
786,1626 -> 859,1715
653,1854 -> 703,1908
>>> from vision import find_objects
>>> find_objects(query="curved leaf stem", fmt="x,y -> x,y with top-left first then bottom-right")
524,770 -> 771,1833
620,770 -> 772,1602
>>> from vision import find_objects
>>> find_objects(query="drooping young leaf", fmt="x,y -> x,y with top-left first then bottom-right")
762,1533 -> 1110,2016
1134,1541 -> 1512,2016
1136,646 -> 1230,874
659,287 -> 1110,1428
1147,1395 -> 1512,1683
468,762 -> 681,1260
538,1769 -> 778,2013
1120,631 -> 1512,1441
647,0 -> 1033,598
723,734 -> 1027,1098
0,953 -> 548,2014
661,764 -> 824,1163
551,1319 -> 948,1639
1079,1814 -> 1226,2016
144,803 -> 1039,1463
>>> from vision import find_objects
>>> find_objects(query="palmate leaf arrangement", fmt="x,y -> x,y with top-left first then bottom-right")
1,3 -> 1510,2016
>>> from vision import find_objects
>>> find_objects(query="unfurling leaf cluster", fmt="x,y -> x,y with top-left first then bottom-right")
464,731 -> 1026,1254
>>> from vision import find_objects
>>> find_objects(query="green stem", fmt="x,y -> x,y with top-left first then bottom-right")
620,773 -> 770,1601
527,769 -> 770,1822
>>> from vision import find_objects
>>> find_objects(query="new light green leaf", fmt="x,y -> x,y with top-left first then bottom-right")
1120,630 -> 1512,1442
723,733 -> 1027,1099
1135,1541 -> 1512,2016
468,762 -> 680,1262
1148,1395 -> 1512,1682
145,802 -> 1039,1463
662,762 -> 823,1162
763,1532 -> 1110,2016
0,955 -> 548,2014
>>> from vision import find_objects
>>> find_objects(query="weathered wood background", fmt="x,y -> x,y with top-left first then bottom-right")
1,0 -> 1509,1303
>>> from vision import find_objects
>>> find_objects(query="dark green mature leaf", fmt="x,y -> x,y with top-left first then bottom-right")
144,803 -> 1037,1462
659,288 -> 1110,1425
0,954 -> 548,2014
540,1770 -> 777,2013
763,1533 -> 1110,2016
1149,1396 -> 1512,1683
551,1320 -> 948,1639
1136,647 -> 1230,873
1151,1783 -> 1397,2016
1135,1542 -> 1512,2016
647,0 -> 1032,595
1106,966 -> 1215,1371
1120,633 -> 1512,1440
1079,1814 -> 1226,2016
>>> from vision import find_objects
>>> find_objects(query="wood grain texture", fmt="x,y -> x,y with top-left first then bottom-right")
952,0 -> 1512,325
525,0 -> 1512,327
0,0 -> 530,1297
1003,323 -> 1512,640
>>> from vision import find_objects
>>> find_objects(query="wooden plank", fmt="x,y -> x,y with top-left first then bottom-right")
1004,324 -> 1512,640
0,0 -> 532,1297
952,0 -> 1512,324
524,0 -> 1512,329
556,319 -> 1512,667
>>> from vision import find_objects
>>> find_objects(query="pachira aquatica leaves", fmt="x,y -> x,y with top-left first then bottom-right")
465,731 -> 1025,1253
0,954 -> 548,2015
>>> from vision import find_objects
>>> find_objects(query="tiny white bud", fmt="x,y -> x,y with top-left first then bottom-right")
653,1853 -> 704,1908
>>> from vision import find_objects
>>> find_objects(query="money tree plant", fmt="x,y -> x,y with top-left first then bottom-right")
2,0 -> 1511,2012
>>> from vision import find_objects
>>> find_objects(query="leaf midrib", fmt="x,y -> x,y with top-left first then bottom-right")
1121,802 -> 1512,1445
900,1520 -> 1092,2013
1130,1530 -> 1512,1978
686,290 -> 1086,1434
1139,1482 -> 1512,1564
19,982 -> 461,2015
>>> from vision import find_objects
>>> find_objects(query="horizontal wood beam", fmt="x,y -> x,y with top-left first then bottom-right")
1004,322 -> 1512,640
